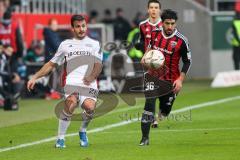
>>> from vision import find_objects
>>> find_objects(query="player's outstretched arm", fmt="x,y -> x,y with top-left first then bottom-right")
27,61 -> 56,91
83,62 -> 102,86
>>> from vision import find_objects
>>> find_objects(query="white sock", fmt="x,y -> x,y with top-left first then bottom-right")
57,110 -> 72,139
58,119 -> 71,139
80,119 -> 91,132
80,110 -> 93,132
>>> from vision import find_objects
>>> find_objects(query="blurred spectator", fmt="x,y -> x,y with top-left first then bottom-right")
113,8 -> 131,41
0,43 -> 24,110
132,12 -> 145,28
231,11 -> 240,70
89,10 -> 99,24
101,9 -> 114,25
0,10 -> 24,59
236,1 -> 240,13
24,40 -> 44,63
43,18 -> 62,99
0,0 -> 12,18
43,18 -> 61,62
127,15 -> 144,62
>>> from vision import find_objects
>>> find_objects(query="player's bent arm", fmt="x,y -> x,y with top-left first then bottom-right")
90,62 -> 103,79
27,61 -> 56,91
173,40 -> 192,93
180,38 -> 192,75
83,62 -> 102,85
31,61 -> 57,80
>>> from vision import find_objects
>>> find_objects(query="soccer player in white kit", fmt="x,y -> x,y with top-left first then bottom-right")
27,15 -> 103,148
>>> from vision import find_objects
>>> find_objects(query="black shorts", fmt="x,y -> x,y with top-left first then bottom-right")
143,73 -> 176,115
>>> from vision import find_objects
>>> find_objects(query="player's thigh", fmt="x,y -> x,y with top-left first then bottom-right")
64,93 -> 79,113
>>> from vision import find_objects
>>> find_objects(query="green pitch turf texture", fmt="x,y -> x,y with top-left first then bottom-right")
0,80 -> 240,160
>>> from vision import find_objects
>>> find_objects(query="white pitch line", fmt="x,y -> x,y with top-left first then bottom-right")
0,95 -> 240,153
95,127 -> 240,134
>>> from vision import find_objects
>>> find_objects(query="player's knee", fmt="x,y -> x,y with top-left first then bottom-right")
82,98 -> 96,111
82,98 -> 96,120
65,95 -> 78,114
141,110 -> 154,124
60,109 -> 72,121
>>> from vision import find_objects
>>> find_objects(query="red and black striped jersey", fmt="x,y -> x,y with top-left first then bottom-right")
139,18 -> 162,52
148,28 -> 192,82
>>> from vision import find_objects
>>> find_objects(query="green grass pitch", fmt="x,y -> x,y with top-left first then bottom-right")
0,80 -> 240,160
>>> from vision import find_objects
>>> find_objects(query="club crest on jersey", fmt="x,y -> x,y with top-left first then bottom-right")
170,41 -> 177,48
86,44 -> 93,47
146,28 -> 150,32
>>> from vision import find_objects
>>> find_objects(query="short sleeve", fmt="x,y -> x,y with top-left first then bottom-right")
50,42 -> 65,65
93,42 -> 103,64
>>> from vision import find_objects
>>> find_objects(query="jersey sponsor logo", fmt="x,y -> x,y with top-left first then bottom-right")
67,50 -> 91,57
153,46 -> 173,55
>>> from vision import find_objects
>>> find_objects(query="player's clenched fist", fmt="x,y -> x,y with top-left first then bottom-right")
27,78 -> 36,91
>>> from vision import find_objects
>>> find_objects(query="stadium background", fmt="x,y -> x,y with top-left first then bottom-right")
0,0 -> 240,160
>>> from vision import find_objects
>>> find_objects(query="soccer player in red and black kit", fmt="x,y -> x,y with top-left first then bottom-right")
136,0 -> 162,53
139,9 -> 192,146
136,0 -> 162,128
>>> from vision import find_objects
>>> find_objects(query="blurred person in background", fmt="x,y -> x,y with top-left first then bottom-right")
0,43 -> 24,110
24,40 -> 45,63
127,12 -> 145,62
0,10 -> 24,60
89,10 -> 99,24
43,18 -> 61,62
43,18 -> 62,99
0,0 -> 12,18
231,11 -> 240,70
101,9 -> 114,25
113,8 -> 131,41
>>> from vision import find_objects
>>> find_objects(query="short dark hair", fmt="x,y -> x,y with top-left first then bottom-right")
116,8 -> 123,13
71,14 -> 86,27
147,0 -> 161,9
104,9 -> 111,16
3,10 -> 12,20
161,9 -> 178,21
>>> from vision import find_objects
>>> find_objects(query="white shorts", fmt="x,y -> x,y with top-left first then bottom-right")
64,94 -> 97,107
63,85 -> 98,107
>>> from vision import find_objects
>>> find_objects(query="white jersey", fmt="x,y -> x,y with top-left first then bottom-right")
50,36 -> 102,89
